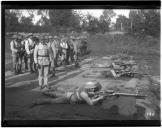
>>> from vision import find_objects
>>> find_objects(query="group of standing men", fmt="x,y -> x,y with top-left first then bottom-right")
10,33 -> 82,90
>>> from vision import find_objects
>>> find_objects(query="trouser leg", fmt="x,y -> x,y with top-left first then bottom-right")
74,52 -> 79,66
18,55 -> 22,73
24,54 -> 28,71
12,55 -> 16,73
34,97 -> 68,105
30,54 -> 34,72
44,66 -> 49,86
66,50 -> 70,65
51,59 -> 55,76
55,50 -> 59,67
38,65 -> 43,87
43,91 -> 66,97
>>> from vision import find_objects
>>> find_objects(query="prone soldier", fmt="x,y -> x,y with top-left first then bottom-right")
32,80 -> 105,106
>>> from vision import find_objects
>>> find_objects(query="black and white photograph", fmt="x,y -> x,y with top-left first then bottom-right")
2,1 -> 161,126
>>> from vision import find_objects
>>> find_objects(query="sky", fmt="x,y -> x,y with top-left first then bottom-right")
78,9 -> 130,23
21,9 -> 130,24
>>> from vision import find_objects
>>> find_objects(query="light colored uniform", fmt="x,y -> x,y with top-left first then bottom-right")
71,39 -> 79,65
49,39 -> 60,67
60,39 -> 68,64
34,42 -> 51,87
25,38 -> 35,72
10,40 -> 21,73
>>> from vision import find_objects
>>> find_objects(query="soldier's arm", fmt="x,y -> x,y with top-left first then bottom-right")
80,91 -> 104,106
34,45 -> 38,64
25,40 -> 30,54
10,41 -> 17,52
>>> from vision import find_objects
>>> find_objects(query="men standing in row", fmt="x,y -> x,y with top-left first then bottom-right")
25,34 -> 35,73
10,35 -> 22,75
34,36 -> 52,90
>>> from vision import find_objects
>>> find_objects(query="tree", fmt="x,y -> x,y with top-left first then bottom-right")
128,9 -> 160,37
102,9 -> 116,22
5,10 -> 19,32
115,15 -> 130,31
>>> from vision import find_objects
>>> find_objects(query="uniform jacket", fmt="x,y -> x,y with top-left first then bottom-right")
10,40 -> 21,56
60,40 -> 68,49
48,40 -> 60,58
25,38 -> 35,55
34,42 -> 51,66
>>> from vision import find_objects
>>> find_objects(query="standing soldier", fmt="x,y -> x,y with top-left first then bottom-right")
34,36 -> 52,90
20,36 -> 28,72
48,36 -> 60,77
10,35 -> 22,75
25,34 -> 35,73
60,37 -> 68,65
71,37 -> 80,67
53,36 -> 60,67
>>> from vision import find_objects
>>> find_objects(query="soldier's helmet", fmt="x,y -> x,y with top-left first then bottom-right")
70,36 -> 75,39
48,36 -> 53,39
85,80 -> 102,92
53,36 -> 58,39
39,36 -> 45,41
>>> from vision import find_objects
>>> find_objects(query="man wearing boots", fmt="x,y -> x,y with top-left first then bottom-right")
25,34 -> 35,73
34,36 -> 52,91
10,35 -> 22,75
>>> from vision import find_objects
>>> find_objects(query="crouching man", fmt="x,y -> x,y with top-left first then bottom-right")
32,80 -> 105,106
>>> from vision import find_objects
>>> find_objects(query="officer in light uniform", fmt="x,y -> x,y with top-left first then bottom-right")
25,34 -> 35,73
34,36 -> 52,90
10,35 -> 22,75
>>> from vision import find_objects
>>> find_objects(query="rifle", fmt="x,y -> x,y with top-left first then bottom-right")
94,90 -> 146,99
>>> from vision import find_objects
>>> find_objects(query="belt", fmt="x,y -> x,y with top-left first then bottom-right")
38,55 -> 49,57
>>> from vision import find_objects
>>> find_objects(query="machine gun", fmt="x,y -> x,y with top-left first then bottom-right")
94,90 -> 146,99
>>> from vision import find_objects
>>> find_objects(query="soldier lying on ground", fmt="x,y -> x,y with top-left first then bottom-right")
32,80 -> 105,106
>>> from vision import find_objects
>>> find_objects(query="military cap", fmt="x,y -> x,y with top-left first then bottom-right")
85,81 -> 102,90
12,35 -> 18,39
70,36 -> 75,39
17,35 -> 22,40
48,36 -> 53,39
39,36 -> 45,40
53,36 -> 58,39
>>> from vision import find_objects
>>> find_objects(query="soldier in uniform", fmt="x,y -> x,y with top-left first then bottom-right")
10,35 -> 22,75
32,80 -> 105,106
70,36 -> 80,67
25,34 -> 35,73
60,37 -> 68,65
34,36 -> 52,90
53,36 -> 60,67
